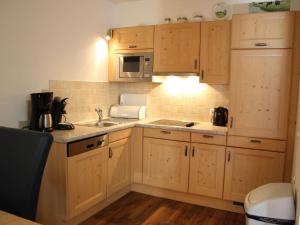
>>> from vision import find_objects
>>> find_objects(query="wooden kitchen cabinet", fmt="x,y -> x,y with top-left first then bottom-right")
67,147 -> 108,218
111,26 -> 154,50
143,137 -> 190,192
223,147 -> 285,202
229,49 -> 292,139
107,138 -> 131,197
189,143 -> 226,199
232,12 -> 295,49
154,22 -> 200,73
200,21 -> 231,84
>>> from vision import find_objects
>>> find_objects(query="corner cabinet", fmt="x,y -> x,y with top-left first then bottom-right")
223,147 -> 285,202
232,12 -> 295,49
200,21 -> 231,84
111,26 -> 154,50
228,49 -> 292,139
153,22 -> 200,73
67,147 -> 108,218
143,137 -> 190,192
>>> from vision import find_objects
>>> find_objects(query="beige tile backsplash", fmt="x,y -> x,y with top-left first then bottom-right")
49,80 -> 229,123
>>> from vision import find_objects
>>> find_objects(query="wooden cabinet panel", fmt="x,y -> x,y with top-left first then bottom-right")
107,138 -> 130,197
111,26 -> 154,50
200,21 -> 231,84
109,128 -> 132,143
227,136 -> 286,152
143,137 -> 190,192
229,49 -> 292,139
154,22 -> 200,73
232,12 -> 294,49
67,147 -> 108,218
189,144 -> 226,198
191,133 -> 226,146
223,147 -> 285,202
144,128 -> 190,142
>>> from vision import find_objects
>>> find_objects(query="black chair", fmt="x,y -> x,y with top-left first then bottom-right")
0,127 -> 53,221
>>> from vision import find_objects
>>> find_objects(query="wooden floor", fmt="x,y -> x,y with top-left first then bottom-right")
80,192 -> 245,225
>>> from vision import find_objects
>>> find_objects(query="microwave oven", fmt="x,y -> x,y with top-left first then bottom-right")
114,52 -> 153,79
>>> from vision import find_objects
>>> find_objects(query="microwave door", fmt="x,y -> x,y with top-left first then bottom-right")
119,56 -> 144,78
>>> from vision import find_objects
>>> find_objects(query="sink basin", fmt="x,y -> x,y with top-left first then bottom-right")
77,121 -> 119,128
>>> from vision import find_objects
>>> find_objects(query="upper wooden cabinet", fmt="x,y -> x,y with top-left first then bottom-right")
200,21 -> 231,84
229,49 -> 292,139
153,22 -> 200,73
232,12 -> 295,49
111,26 -> 154,50
143,137 -> 190,192
223,147 -> 285,202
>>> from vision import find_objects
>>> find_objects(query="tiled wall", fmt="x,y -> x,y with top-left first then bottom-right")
49,80 -> 229,123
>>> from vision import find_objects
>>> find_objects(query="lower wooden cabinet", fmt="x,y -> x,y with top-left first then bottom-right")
189,143 -> 226,198
107,138 -> 131,197
67,147 -> 108,218
143,137 -> 190,192
223,147 -> 285,202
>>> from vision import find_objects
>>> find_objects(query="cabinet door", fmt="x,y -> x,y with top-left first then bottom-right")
107,138 -> 130,197
189,143 -> 226,199
112,26 -> 154,50
232,12 -> 294,49
229,49 -> 292,139
200,21 -> 231,84
143,137 -> 190,192
154,22 -> 200,73
67,147 -> 108,218
223,147 -> 285,202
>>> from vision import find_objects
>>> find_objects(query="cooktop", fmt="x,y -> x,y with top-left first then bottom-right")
148,119 -> 197,127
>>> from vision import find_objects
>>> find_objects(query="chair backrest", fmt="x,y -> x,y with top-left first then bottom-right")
0,127 -> 53,221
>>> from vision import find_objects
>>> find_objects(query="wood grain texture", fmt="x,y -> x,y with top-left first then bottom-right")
130,127 -> 144,183
223,147 -> 285,202
200,20 -> 231,84
80,192 -> 245,225
232,12 -> 295,49
154,22 -> 200,73
144,128 -> 190,142
0,210 -> 41,225
143,138 -> 190,192
229,49 -> 292,139
191,133 -> 226,146
108,128 -> 132,143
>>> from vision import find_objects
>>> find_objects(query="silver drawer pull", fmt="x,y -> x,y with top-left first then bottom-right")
161,130 -> 171,134
202,134 -> 214,138
255,43 -> 267,47
250,139 -> 262,144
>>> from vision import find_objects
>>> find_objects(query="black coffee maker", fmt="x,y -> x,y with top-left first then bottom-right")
30,92 -> 53,132
213,107 -> 228,127
51,97 -> 74,130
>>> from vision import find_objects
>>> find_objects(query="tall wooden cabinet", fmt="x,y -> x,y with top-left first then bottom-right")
223,147 -> 285,202
153,22 -> 200,73
229,49 -> 292,139
143,137 -> 190,192
200,21 -> 231,84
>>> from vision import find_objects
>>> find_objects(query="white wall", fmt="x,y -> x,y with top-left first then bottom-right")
0,0 -> 113,127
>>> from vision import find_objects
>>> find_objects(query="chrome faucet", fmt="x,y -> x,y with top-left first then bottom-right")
95,107 -> 103,123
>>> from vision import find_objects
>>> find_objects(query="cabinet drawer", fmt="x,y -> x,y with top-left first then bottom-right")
109,128 -> 132,143
191,133 -> 226,146
227,136 -> 286,152
144,128 -> 190,142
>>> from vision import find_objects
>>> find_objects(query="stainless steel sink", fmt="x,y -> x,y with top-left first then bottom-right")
77,121 -> 120,128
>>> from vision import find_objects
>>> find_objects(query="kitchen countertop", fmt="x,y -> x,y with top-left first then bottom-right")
52,118 -> 228,143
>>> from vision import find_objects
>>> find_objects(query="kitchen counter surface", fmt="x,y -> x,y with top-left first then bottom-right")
52,118 -> 228,143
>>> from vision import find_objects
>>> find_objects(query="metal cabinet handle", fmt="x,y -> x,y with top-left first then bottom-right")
128,44 -> 137,48
185,146 -> 188,157
161,130 -> 171,134
230,117 -> 233,128
255,43 -> 267,47
192,146 -> 195,157
194,60 -> 198,70
227,151 -> 231,162
250,139 -> 262,144
86,144 -> 95,149
201,70 -> 204,81
202,134 -> 214,139
109,147 -> 113,158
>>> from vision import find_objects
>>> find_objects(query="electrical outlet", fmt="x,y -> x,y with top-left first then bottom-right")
209,108 -> 214,123
19,120 -> 29,129
292,175 -> 296,185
